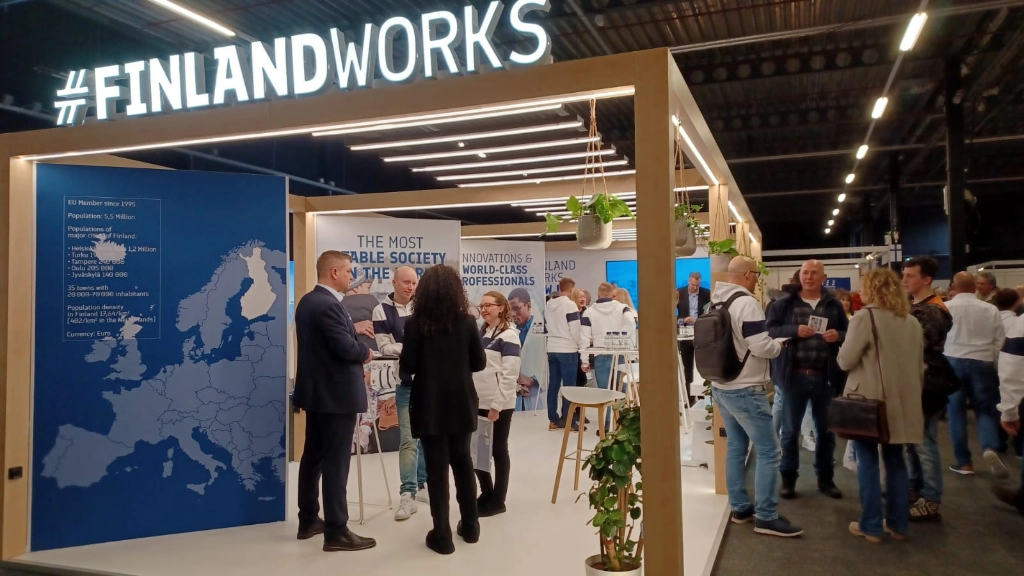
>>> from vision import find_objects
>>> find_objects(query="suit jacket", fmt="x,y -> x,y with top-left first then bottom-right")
399,314 -> 487,438
677,287 -> 711,320
293,285 -> 370,415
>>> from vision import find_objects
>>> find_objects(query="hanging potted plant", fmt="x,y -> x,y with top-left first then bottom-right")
545,99 -> 634,249
578,403 -> 643,575
707,238 -> 740,273
673,202 -> 703,257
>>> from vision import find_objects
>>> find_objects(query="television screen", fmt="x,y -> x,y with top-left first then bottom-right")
605,257 -> 711,311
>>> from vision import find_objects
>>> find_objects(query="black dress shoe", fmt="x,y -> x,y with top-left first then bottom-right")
296,518 -> 325,540
457,520 -> 480,543
323,531 -> 377,552
478,504 -> 507,518
818,480 -> 843,499
426,530 -> 455,555
780,476 -> 797,499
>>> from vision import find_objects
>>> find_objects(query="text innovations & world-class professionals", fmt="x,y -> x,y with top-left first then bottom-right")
461,251 -> 535,287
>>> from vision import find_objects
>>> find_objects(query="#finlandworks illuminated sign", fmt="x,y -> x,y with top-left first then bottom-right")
54,0 -> 552,126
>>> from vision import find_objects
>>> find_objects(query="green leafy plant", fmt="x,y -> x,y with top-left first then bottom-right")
545,193 -> 635,234
578,403 -> 643,572
703,379 -> 713,430
707,238 -> 740,257
673,203 -> 703,231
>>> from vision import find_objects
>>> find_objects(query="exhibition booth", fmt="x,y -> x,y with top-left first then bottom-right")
0,15 -> 765,574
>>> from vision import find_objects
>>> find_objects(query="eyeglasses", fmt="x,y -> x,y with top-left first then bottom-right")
479,303 -> 500,309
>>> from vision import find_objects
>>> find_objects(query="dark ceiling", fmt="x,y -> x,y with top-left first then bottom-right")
2,0 -> 1023,256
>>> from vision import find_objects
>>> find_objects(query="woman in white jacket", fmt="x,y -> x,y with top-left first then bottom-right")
474,291 -> 522,517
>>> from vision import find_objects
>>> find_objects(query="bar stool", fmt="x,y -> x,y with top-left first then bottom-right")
551,387 -> 626,503
615,362 -> 641,405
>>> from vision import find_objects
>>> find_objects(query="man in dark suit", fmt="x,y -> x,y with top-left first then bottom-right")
293,250 -> 376,552
677,271 -> 711,405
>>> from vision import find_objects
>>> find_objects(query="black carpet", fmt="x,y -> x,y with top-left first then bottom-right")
712,420 -> 1024,576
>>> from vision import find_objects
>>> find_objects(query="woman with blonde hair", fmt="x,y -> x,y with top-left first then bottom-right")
614,288 -> 636,311
473,291 -> 521,517
837,268 -> 924,543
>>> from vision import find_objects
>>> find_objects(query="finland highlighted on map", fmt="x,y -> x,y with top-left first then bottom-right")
91,234 -> 127,263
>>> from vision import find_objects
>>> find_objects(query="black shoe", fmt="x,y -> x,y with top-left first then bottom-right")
296,517 -> 325,540
753,515 -> 804,538
818,480 -> 843,499
780,475 -> 797,499
992,483 -> 1024,514
323,531 -> 376,552
730,508 -> 754,524
457,520 -> 480,543
425,530 -> 455,555
479,503 -> 507,518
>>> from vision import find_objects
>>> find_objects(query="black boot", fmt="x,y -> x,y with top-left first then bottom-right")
780,472 -> 798,499
818,478 -> 843,499
992,483 -> 1024,515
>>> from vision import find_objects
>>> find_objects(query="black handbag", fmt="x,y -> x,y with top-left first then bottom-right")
829,309 -> 890,444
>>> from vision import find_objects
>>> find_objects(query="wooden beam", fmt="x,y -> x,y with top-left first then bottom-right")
288,194 -> 308,213
634,49 -> 685,576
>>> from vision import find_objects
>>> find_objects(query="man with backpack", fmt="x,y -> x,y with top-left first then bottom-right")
766,260 -> 848,500
696,256 -> 803,537
902,256 -> 955,522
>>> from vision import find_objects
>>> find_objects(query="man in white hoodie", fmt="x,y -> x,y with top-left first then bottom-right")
580,282 -> 637,392
545,278 -> 582,431
710,256 -> 802,537
994,314 -> 1024,514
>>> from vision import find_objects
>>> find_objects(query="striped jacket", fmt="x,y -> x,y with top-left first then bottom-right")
998,314 -> 1024,423
372,294 -> 412,356
473,326 -> 522,412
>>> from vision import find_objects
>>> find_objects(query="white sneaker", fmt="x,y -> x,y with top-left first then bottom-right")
802,435 -> 817,452
984,450 -> 1010,480
395,493 -> 417,521
416,489 -> 429,504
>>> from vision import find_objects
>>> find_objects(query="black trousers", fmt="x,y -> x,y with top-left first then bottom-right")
297,411 -> 357,540
421,433 -> 478,541
679,340 -> 696,401
476,408 -> 514,509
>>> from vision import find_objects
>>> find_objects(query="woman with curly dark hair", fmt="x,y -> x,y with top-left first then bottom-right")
399,265 -> 486,555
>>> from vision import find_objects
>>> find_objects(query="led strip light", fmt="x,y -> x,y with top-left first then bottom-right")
411,149 -> 616,172
383,137 -> 599,162
457,169 -> 637,188
349,121 -> 584,150
436,159 -> 629,182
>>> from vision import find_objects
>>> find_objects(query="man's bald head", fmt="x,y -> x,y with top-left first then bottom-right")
727,256 -> 759,291
392,265 -> 418,305
953,271 -> 976,293
799,259 -> 826,296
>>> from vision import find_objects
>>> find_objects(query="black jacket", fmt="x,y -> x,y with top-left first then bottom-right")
677,286 -> 712,320
766,289 -> 849,393
400,314 -> 487,438
292,286 -> 370,414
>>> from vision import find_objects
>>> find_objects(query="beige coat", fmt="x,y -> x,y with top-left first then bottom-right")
836,305 -> 925,445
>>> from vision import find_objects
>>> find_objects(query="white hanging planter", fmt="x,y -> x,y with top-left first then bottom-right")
674,221 -> 698,257
585,555 -> 642,576
577,215 -> 613,250
710,254 -> 732,273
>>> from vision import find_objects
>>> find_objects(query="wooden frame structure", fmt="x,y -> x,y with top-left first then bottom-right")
0,49 -> 762,573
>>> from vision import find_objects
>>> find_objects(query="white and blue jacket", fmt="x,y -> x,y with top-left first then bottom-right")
474,326 -> 522,411
372,293 -> 412,357
710,282 -> 783,391
544,295 -> 582,354
998,314 -> 1024,423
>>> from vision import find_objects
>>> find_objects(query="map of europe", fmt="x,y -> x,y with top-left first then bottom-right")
39,242 -> 287,500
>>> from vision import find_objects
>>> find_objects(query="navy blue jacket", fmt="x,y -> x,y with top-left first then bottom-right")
766,289 -> 849,393
293,286 -> 370,414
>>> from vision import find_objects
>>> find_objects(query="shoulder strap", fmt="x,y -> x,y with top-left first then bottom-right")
867,309 -> 886,401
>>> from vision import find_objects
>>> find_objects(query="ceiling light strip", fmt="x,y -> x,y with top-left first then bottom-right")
314,104 -> 563,137
436,159 -> 629,182
313,86 -> 635,137
148,0 -> 236,37
457,169 -> 637,188
411,149 -> 616,172
676,125 -> 720,186
512,192 -> 637,207
461,232 -> 576,239
349,121 -> 584,150
384,137 -> 599,162
727,200 -> 743,223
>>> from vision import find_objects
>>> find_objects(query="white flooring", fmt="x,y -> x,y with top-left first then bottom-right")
15,411 -> 728,576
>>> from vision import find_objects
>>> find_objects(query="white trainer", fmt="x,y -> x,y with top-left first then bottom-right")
416,488 -> 430,504
395,493 -> 417,521
984,450 -> 1010,480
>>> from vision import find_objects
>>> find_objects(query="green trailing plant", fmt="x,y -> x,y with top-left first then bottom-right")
703,379 -> 713,430
578,403 -> 643,572
673,203 -> 703,232
707,238 -> 740,257
544,193 -> 635,234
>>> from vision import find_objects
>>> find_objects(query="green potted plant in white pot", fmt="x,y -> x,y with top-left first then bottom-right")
707,238 -> 740,273
545,193 -> 635,249
578,403 -> 643,575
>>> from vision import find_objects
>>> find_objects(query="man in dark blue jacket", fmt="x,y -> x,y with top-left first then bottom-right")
293,251 -> 376,552
767,260 -> 849,500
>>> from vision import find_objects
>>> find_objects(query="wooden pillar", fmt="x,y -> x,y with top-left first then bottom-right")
707,183 -> 730,495
290,204 -> 316,461
634,50 -> 685,576
2,157 -> 33,558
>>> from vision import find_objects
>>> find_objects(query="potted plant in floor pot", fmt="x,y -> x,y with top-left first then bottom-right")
578,403 -> 643,575
673,202 -> 703,257
707,238 -> 740,273
545,193 -> 634,250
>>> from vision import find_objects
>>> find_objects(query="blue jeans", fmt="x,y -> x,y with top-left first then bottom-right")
395,385 -> 427,495
906,414 -> 943,503
547,352 -> 580,425
946,357 -> 1002,466
772,385 -> 785,437
713,385 -> 781,521
780,372 -> 836,481
853,441 -> 910,537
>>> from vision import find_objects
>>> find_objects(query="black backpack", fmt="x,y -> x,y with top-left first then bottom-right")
694,292 -> 750,382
